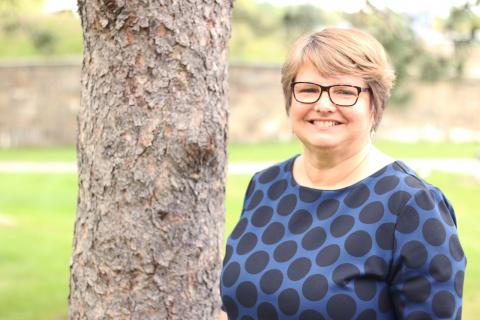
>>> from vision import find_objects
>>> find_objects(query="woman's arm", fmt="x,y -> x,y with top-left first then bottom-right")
389,186 -> 466,319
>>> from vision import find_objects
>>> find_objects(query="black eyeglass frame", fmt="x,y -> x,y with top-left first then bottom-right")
290,81 -> 371,107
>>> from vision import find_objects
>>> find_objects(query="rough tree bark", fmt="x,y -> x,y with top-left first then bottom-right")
69,0 -> 233,319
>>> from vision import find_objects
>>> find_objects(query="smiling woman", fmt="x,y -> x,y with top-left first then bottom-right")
219,27 -> 466,320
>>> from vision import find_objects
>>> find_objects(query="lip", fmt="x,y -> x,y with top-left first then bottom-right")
306,118 -> 343,123
305,119 -> 344,131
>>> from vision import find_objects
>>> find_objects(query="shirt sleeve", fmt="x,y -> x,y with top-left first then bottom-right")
239,172 -> 258,218
389,185 -> 466,319
220,173 -> 258,314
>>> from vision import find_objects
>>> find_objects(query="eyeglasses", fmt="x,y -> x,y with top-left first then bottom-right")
291,81 -> 371,107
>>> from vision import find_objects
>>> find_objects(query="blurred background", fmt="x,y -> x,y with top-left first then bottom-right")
0,0 -> 479,319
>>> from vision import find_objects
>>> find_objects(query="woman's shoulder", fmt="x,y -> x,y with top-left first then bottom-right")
386,160 -> 458,226
249,154 -> 299,184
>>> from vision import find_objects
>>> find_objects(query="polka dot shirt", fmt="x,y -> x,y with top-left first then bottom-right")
220,155 -> 466,320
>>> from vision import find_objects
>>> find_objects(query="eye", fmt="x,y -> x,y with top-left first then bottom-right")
300,88 -> 318,93
332,86 -> 357,96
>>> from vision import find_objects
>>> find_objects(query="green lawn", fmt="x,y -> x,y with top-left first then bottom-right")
0,140 -> 479,162
0,143 -> 479,319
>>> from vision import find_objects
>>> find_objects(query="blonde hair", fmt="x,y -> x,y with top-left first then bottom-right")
281,27 -> 396,131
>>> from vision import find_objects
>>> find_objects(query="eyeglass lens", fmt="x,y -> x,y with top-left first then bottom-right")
293,83 -> 359,106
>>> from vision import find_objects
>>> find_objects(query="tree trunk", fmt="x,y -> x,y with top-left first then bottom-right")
69,1 -> 233,319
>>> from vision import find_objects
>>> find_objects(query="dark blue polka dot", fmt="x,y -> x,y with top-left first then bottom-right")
277,194 -> 297,216
316,198 -> 340,220
429,254 -> 452,282
223,245 -> 233,266
223,262 -> 240,287
355,278 -> 377,301
245,178 -> 255,198
259,166 -> 280,184
454,270 -> 464,297
316,244 -> 340,266
262,222 -> 284,245
432,291 -> 455,318
422,218 -> 446,246
236,281 -> 258,307
278,288 -> 300,315
301,226 -> 326,250
378,287 -> 391,313
274,240 -> 297,262
405,176 -> 425,189
364,256 -> 388,278
376,223 -> 395,250
268,179 -> 288,200
330,214 -> 355,237
299,309 -> 325,320
287,257 -> 311,281
260,269 -> 283,294
403,276 -> 431,303
288,209 -> 313,234
327,294 -> 356,320
406,311 -> 431,320
400,241 -> 427,268
359,201 -> 384,224
344,183 -> 370,208
345,230 -> 372,257
357,309 -> 377,320
449,234 -> 465,261
299,187 -> 322,203
222,295 -> 239,319
231,218 -> 248,240
415,189 -> 435,210
396,205 -> 419,234
245,250 -> 269,274
388,191 -> 411,215
237,232 -> 257,254
374,175 -> 400,194
333,263 -> 360,286
302,274 -> 328,301
438,200 -> 455,226
257,302 -> 279,320
246,190 -> 263,211
251,206 -> 273,227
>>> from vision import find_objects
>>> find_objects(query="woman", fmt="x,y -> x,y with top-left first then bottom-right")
219,27 -> 466,320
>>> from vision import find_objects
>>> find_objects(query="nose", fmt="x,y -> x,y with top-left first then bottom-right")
313,89 -> 336,112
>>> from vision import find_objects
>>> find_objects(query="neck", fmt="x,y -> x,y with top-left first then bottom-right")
300,142 -> 373,189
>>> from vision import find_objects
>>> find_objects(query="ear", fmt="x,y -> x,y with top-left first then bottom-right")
368,103 -> 376,133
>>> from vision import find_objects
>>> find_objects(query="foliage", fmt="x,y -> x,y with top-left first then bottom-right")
0,0 -> 81,58
0,0 -> 478,106
442,0 -> 480,78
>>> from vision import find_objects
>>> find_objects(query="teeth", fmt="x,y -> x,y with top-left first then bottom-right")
311,120 -> 339,127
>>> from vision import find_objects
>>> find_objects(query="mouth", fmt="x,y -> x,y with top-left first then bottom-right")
307,120 -> 342,128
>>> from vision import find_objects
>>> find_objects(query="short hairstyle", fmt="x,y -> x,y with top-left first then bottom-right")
280,27 -> 396,131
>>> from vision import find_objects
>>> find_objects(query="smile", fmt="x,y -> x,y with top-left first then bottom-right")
307,120 -> 341,128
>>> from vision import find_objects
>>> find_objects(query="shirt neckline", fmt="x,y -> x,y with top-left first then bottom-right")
287,153 -> 398,193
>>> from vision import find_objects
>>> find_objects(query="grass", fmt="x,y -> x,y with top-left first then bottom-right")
0,173 -> 76,320
0,143 -> 479,319
0,147 -> 76,162
0,140 -> 479,162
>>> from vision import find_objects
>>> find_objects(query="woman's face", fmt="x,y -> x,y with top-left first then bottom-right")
289,60 -> 374,154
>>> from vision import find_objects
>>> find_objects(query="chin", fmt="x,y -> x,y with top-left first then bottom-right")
298,137 -> 341,150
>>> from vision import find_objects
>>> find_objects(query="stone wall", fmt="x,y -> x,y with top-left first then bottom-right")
0,59 -> 479,147
0,59 -> 81,147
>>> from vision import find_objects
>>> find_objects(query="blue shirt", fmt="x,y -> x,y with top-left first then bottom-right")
220,155 -> 466,320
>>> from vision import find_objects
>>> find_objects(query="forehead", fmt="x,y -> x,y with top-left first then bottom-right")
295,60 -> 366,87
